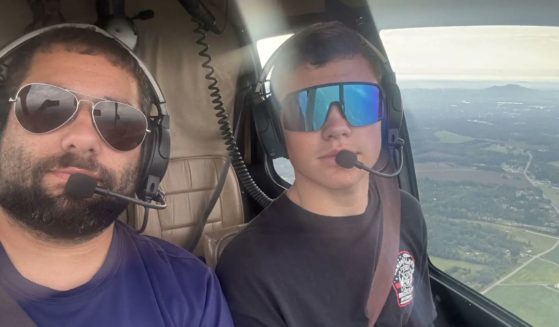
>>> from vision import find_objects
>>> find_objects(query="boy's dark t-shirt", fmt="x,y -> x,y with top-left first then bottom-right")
0,221 -> 234,327
216,186 -> 436,327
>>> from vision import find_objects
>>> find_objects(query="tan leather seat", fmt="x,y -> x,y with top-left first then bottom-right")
128,155 -> 245,256
117,1 -> 249,258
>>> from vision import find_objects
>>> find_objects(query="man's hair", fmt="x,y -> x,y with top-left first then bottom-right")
270,21 -> 384,94
0,26 -> 152,134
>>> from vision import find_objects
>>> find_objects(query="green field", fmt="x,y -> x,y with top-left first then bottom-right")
542,245 -> 559,265
434,130 -> 474,144
483,144 -> 511,154
495,225 -> 557,254
539,183 -> 559,206
486,285 -> 559,327
506,258 -> 559,284
430,256 -> 486,272
457,221 -> 557,254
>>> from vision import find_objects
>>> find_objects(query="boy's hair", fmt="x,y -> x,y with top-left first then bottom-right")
0,26 -> 152,135
270,21 -> 384,94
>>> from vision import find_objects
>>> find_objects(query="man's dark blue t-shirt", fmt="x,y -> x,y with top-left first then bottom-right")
0,221 -> 234,327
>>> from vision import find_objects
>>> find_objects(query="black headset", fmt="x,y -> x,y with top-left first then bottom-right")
252,23 -> 404,172
0,24 -> 170,203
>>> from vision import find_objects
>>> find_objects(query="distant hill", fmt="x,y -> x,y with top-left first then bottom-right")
485,83 -> 528,91
484,84 -> 536,97
397,79 -> 559,90
401,83 -> 559,103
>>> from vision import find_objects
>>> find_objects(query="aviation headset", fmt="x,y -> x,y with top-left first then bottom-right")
253,22 -> 404,171
0,24 -> 170,202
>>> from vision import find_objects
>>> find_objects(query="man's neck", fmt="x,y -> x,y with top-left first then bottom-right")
287,176 -> 370,217
0,209 -> 115,291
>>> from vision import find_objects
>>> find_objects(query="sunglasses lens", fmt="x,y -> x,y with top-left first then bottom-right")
14,84 -> 77,133
280,83 -> 382,132
312,86 -> 339,130
344,84 -> 381,126
281,85 -> 338,132
93,101 -> 148,151
281,94 -> 307,131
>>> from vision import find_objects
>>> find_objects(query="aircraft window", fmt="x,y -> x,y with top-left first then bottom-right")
256,33 -> 293,68
380,26 -> 559,327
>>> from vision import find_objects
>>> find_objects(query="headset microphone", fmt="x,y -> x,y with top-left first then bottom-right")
335,144 -> 404,178
65,173 -> 167,210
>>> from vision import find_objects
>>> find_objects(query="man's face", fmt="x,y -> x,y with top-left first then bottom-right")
0,47 -> 142,241
275,55 -> 382,191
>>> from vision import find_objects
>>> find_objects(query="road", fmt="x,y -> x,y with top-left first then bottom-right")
481,231 -> 559,294
481,151 -> 559,294
522,150 -> 559,213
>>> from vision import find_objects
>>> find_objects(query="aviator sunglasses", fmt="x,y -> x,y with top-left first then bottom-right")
9,83 -> 149,151
278,82 -> 384,132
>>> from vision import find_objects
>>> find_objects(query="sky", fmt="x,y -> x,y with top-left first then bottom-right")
380,26 -> 559,81
257,26 -> 559,83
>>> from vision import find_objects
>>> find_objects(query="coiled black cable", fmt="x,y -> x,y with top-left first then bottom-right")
193,21 -> 272,208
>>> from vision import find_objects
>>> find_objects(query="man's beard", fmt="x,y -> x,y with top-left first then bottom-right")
0,144 -> 139,242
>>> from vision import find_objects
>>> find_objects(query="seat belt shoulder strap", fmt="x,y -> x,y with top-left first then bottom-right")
366,177 -> 401,326
0,283 -> 37,326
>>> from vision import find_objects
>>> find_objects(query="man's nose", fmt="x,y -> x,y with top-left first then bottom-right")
321,103 -> 351,140
59,102 -> 102,155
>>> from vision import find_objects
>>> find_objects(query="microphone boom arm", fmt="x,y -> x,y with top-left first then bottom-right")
335,140 -> 405,178
94,187 -> 167,209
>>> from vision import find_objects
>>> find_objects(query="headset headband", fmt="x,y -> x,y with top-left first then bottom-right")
255,29 -> 394,98
0,23 -> 168,114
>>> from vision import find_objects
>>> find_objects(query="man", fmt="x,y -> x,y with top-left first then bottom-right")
217,22 -> 436,326
0,24 -> 233,326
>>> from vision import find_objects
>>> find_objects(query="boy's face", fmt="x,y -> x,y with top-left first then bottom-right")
274,55 -> 382,191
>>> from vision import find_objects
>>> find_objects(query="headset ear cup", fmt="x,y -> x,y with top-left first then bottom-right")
376,77 -> 403,173
137,119 -> 156,198
381,78 -> 403,144
386,81 -> 403,143
0,84 -> 9,133
137,117 -> 170,201
270,96 -> 287,158
252,95 -> 288,159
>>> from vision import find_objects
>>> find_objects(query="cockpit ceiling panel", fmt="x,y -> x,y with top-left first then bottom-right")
232,0 -> 559,41
368,0 -> 559,30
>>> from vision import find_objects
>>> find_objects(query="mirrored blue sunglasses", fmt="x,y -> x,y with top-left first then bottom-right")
278,82 -> 384,132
